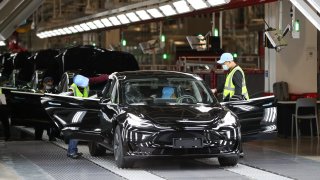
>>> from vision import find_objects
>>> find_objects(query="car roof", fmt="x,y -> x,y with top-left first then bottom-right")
114,70 -> 199,80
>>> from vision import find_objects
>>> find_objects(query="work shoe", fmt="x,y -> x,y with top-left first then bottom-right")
67,152 -> 83,159
239,152 -> 245,158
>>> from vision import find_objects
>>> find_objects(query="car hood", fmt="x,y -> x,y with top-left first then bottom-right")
127,105 -> 225,125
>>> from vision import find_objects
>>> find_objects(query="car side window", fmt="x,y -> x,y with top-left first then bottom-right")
102,79 -> 116,101
110,82 -> 118,103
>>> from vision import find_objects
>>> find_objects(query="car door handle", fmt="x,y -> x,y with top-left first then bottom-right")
262,102 -> 273,107
48,102 -> 61,106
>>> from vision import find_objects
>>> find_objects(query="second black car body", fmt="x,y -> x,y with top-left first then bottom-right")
41,70 -> 277,168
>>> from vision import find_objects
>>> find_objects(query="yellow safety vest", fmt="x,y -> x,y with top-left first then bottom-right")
70,83 -> 89,98
223,66 -> 249,100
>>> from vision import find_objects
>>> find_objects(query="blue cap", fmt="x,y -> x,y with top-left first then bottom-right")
162,87 -> 174,99
217,53 -> 234,64
73,75 -> 89,87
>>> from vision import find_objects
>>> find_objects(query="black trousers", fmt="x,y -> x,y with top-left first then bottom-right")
0,105 -> 10,140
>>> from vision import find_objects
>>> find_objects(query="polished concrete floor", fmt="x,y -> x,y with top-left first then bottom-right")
0,126 -> 320,180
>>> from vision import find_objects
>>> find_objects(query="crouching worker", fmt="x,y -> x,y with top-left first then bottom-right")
67,74 -> 89,159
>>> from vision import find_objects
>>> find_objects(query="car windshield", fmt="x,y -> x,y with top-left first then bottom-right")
122,77 -> 217,105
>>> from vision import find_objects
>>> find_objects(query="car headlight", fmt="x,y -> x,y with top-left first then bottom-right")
127,113 -> 154,128
220,112 -> 237,126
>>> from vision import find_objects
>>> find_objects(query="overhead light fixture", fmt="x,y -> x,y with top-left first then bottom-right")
136,10 -> 151,20
58,28 -> 67,35
47,31 -> 55,37
53,30 -> 61,35
187,0 -> 208,10
80,23 -> 91,31
49,30 -> 56,36
159,5 -> 177,16
117,14 -> 130,24
74,25 -> 85,32
125,12 -> 140,22
86,22 -> 98,29
92,20 -> 105,28
43,32 -> 50,37
207,0 -> 230,7
109,16 -> 121,25
173,0 -> 191,14
0,41 -> 6,46
63,27 -> 72,34
68,26 -> 78,33
36,33 -> 42,38
147,8 -> 164,18
42,32 -> 50,37
38,34 -> 45,39
100,18 -> 113,27
306,0 -> 320,13
290,0 -> 320,31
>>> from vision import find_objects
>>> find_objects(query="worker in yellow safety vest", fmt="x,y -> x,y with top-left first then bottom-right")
212,53 -> 249,101
67,74 -> 90,159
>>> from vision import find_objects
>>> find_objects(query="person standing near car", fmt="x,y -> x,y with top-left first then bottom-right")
212,52 -> 249,101
212,52 -> 249,158
67,74 -> 90,159
34,76 -> 57,141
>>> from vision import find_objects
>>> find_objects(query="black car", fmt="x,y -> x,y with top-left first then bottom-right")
4,46 -> 139,135
41,70 -> 277,168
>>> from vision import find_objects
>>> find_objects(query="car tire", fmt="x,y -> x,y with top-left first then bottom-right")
218,155 -> 239,166
114,126 -> 133,168
88,141 -> 106,156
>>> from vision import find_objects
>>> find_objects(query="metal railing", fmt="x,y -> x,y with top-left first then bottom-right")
139,55 -> 262,72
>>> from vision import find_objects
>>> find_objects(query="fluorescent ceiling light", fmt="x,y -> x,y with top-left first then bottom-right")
0,41 -> 6,46
68,26 -> 78,33
290,0 -> 320,31
159,5 -> 177,16
86,22 -> 98,29
42,32 -> 49,37
80,23 -> 91,31
47,31 -> 54,37
44,32 -> 52,37
126,12 -> 140,22
147,8 -> 164,18
36,33 -> 42,38
58,28 -> 67,35
109,16 -> 121,25
207,0 -> 230,7
187,0 -> 208,10
49,30 -> 56,36
117,14 -> 130,24
101,18 -> 113,27
53,30 -> 61,35
136,10 -> 151,20
50,30 -> 58,36
173,0 -> 191,14
92,20 -> 105,28
74,25 -> 84,32
63,27 -> 72,34
306,0 -> 320,13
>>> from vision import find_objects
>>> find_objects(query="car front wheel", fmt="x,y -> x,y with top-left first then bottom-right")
218,155 -> 239,166
113,126 -> 133,168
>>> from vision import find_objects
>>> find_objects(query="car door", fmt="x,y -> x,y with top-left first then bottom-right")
41,93 -> 105,142
98,78 -> 121,146
9,91 -> 49,126
221,95 -> 277,135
